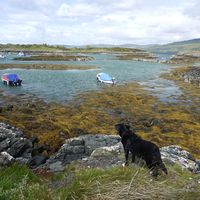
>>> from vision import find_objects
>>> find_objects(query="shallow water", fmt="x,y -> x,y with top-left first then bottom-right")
0,53 -> 179,101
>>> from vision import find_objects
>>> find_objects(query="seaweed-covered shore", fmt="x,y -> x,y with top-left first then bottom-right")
1,64 -> 200,159
0,63 -> 101,70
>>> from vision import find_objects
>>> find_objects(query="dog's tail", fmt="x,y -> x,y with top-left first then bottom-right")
158,159 -> 168,175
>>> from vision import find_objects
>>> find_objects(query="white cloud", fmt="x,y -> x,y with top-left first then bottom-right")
0,0 -> 200,45
183,0 -> 200,19
56,3 -> 102,17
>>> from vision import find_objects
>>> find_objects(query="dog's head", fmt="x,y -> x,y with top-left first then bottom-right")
115,124 -> 130,137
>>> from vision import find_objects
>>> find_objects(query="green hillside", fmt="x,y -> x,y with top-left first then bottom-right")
1,38 -> 200,53
144,38 -> 200,53
73,39 -> 200,53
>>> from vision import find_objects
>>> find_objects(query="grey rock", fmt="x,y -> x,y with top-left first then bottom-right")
29,155 -> 48,168
76,154 -> 125,170
0,152 -> 14,169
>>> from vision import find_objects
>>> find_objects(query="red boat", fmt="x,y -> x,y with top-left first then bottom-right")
1,73 -> 22,86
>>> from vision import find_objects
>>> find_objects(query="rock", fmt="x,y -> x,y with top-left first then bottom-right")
79,134 -> 121,155
160,145 -> 197,172
75,154 -> 125,170
91,142 -> 124,156
29,155 -> 48,168
6,105 -> 13,111
35,134 -> 121,173
0,152 -> 14,169
7,138 -> 33,158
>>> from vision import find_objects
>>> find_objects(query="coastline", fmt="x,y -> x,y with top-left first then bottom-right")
1,49 -> 200,159
1,61 -> 200,159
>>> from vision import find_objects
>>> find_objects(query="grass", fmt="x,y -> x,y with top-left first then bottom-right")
1,162 -> 200,200
0,43 -> 147,53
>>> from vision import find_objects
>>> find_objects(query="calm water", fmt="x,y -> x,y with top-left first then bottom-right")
0,53 -> 180,102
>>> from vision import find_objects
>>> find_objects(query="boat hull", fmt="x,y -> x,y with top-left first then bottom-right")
96,73 -> 116,84
1,74 -> 22,86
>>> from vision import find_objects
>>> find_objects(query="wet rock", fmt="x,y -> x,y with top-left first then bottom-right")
22,108 -> 33,115
6,105 -> 13,111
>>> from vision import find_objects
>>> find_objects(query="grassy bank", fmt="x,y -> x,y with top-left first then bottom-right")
1,162 -> 200,199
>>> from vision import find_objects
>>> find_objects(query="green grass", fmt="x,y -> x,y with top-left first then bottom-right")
1,162 -> 200,199
0,43 -> 146,53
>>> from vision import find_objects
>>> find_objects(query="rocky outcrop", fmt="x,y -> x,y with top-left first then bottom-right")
161,50 -> 200,65
35,134 -> 121,173
1,122 -> 200,176
115,53 -> 159,63
131,57 -> 159,62
13,55 -> 94,61
175,66 -> 200,87
0,122 -> 121,172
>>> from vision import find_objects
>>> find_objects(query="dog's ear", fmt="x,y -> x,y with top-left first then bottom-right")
125,125 -> 130,130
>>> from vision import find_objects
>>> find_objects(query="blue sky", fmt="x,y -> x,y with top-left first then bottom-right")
0,0 -> 200,45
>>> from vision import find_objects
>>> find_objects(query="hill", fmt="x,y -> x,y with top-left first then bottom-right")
73,38 -> 200,53
1,38 -> 200,53
144,38 -> 200,53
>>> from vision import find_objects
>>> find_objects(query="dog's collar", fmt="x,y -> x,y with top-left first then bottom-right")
121,132 -> 126,139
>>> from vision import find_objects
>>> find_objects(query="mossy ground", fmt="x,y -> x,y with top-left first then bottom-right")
1,65 -> 200,159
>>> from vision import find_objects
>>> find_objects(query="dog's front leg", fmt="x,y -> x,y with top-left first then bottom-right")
125,149 -> 129,165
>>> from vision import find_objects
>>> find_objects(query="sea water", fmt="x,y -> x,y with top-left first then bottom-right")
0,53 -> 180,102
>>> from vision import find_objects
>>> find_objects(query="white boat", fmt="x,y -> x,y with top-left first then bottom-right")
96,73 -> 116,84
0,54 -> 6,58
18,52 -> 26,56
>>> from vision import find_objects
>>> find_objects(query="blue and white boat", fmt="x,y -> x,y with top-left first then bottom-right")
1,73 -> 22,86
0,54 -> 6,58
96,73 -> 116,84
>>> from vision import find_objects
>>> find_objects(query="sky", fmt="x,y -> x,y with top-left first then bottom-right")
0,0 -> 200,46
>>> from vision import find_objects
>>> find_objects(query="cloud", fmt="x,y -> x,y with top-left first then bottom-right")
183,0 -> 200,19
0,0 -> 200,45
7,0 -> 40,11
56,3 -> 102,17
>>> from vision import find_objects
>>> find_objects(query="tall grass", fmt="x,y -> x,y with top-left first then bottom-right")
0,163 -> 200,199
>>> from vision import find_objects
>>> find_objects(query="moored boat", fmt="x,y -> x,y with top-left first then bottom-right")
18,52 -> 26,57
1,73 -> 22,86
96,73 -> 116,84
0,54 -> 6,58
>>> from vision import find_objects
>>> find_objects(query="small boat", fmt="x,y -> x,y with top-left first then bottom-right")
18,52 -> 26,57
0,54 -> 6,58
97,73 -> 116,84
1,73 -> 22,86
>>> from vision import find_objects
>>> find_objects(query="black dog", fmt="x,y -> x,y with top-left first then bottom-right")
115,124 -> 168,177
